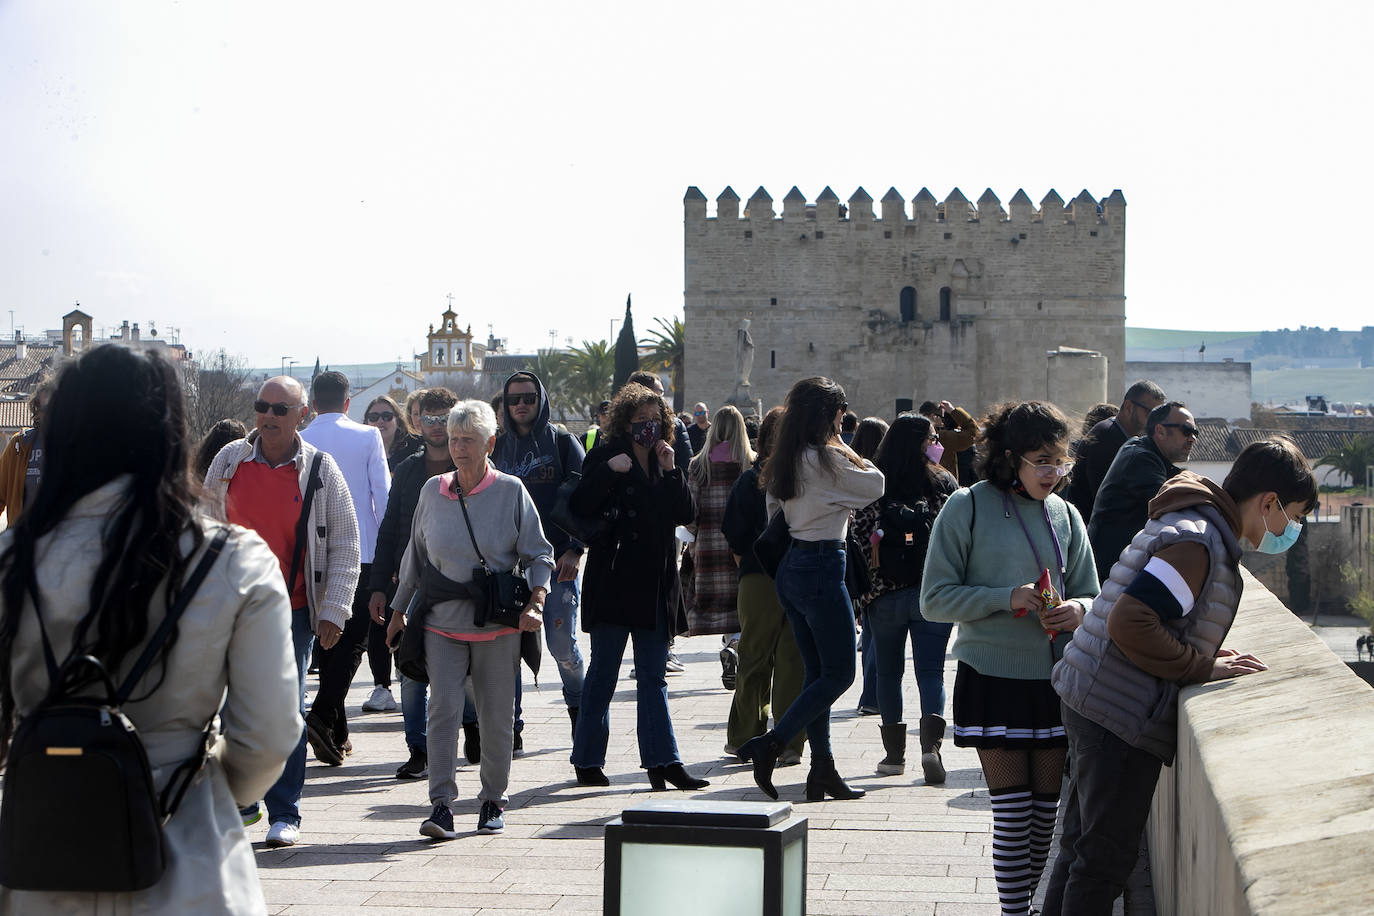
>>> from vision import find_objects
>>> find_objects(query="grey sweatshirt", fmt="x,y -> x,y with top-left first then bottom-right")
393,468 -> 555,635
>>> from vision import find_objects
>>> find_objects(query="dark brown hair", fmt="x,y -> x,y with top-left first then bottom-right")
978,401 -> 1071,491
850,417 -> 889,460
608,383 -> 674,445
1223,437 -> 1317,515
762,377 -> 863,500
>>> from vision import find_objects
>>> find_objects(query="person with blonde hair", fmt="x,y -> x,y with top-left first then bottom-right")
686,406 -> 756,685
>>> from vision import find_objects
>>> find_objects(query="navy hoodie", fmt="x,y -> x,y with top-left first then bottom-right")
492,371 -> 585,556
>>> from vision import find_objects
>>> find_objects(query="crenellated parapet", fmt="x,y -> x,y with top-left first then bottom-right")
683,184 -> 1126,227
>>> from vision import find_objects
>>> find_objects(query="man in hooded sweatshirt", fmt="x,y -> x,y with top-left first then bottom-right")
1045,437 -> 1316,914
492,371 -> 587,738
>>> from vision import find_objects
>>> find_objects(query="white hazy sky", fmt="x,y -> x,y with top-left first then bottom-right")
2,1 -> 1369,369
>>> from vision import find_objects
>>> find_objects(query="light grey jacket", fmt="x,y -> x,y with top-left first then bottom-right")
0,478 -> 302,914
1051,504 -> 1243,764
203,432 -> 361,631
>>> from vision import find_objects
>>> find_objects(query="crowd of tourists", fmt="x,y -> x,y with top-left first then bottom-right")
0,344 -> 1317,916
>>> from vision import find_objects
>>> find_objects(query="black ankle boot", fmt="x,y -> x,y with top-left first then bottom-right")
736,731 -> 783,800
574,766 -> 610,786
918,714 -> 946,785
806,756 -> 866,801
568,706 -> 579,740
647,763 -> 710,791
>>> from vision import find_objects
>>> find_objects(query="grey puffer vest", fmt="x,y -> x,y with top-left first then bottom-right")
1051,504 -> 1243,764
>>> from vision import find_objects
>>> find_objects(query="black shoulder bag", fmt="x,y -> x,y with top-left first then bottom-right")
454,481 -> 532,630
0,526 -> 230,893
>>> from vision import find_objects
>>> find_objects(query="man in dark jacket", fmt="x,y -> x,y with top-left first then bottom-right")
369,387 -> 459,779
1065,380 -> 1166,523
1087,401 -> 1197,581
492,371 -> 587,735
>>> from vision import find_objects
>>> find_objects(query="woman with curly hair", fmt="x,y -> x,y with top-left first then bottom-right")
737,377 -> 885,802
920,401 -> 1099,916
568,383 -> 708,791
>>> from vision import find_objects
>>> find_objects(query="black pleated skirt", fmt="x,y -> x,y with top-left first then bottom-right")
950,661 -> 1067,749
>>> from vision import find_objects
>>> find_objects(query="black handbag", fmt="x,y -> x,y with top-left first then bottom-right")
0,527 -> 228,893
455,482 -> 532,630
753,509 -> 790,579
844,530 -> 873,598
393,593 -> 429,684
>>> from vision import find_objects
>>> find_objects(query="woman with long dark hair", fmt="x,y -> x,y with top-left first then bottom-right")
920,401 -> 1099,916
738,377 -> 884,801
852,414 -> 958,783
366,394 -> 422,471
569,382 -> 708,791
0,345 -> 301,913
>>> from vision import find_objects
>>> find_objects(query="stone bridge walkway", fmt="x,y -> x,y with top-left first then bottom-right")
255,633 -> 1106,915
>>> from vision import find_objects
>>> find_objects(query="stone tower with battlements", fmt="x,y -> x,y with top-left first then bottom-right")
683,184 -> 1126,420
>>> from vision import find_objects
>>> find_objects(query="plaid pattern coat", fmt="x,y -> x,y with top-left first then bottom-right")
686,459 -> 743,635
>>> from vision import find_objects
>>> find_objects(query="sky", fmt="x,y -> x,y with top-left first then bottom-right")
1,1 -> 1370,369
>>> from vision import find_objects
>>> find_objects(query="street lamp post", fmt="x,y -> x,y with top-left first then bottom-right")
281,355 -> 292,377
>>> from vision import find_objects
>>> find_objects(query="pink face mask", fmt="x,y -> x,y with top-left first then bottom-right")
925,441 -> 945,465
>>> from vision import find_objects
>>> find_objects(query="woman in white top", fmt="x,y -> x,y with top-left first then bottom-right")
738,377 -> 884,801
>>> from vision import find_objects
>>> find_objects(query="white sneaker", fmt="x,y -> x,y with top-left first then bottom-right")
362,685 -> 397,712
265,821 -> 299,848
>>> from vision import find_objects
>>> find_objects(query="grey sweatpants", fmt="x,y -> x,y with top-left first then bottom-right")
424,629 -> 520,808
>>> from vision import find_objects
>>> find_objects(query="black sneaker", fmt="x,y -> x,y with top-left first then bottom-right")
512,730 -> 523,757
396,748 -> 428,779
477,801 -> 505,834
305,713 -> 344,766
420,803 -> 456,840
720,642 -> 738,690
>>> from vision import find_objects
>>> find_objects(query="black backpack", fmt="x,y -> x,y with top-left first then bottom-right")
875,495 -> 938,588
0,527 -> 228,893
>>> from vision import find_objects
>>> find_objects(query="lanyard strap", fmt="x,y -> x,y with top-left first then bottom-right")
1002,490 -> 1065,598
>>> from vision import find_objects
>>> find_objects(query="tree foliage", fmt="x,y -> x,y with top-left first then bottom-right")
1319,435 -> 1374,490
565,339 -> 614,418
613,295 -> 638,395
185,349 -> 256,439
639,315 -> 685,412
521,349 -> 571,421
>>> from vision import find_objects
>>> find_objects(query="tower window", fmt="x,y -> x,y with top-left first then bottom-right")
770,350 -> 775,369
939,287 -> 952,321
899,287 -> 916,323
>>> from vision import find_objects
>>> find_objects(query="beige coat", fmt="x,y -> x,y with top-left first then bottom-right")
0,478 -> 302,915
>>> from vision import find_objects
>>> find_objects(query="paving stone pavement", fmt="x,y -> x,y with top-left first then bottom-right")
252,634 -> 1072,915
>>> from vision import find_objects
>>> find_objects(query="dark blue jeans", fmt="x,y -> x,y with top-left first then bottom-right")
241,607 -> 313,827
772,542 -> 856,760
571,622 -> 679,769
865,587 -> 954,725
857,622 -> 878,710
1041,704 -> 1163,915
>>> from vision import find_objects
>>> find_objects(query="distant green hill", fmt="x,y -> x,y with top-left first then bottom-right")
1252,368 -> 1374,407
1125,327 -> 1260,349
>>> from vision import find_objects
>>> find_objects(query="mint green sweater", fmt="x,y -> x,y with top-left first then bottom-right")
920,481 -> 1099,680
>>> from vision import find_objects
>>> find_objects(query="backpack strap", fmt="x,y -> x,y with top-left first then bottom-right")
286,452 -> 325,598
116,527 -> 230,704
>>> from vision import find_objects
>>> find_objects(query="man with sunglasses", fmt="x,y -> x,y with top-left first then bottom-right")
687,402 -> 711,454
1065,379 -> 1166,524
202,375 -> 360,848
491,371 -> 587,740
1088,401 -> 1197,582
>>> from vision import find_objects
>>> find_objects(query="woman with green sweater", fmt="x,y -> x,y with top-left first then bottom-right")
920,401 -> 1099,916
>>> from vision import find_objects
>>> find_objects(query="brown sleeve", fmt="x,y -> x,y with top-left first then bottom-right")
1105,542 -> 1215,684
939,406 -> 978,453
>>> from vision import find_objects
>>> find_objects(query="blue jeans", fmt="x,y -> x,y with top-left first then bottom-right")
772,543 -> 856,760
512,577 -> 585,732
570,622 -> 679,769
858,622 -> 878,710
865,587 -> 954,725
401,673 -> 475,753
241,607 -> 313,827
1040,704 -> 1163,915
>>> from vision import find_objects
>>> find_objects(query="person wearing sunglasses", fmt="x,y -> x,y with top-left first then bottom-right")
921,400 -> 1100,916
365,395 -> 423,472
1065,380 -> 1166,524
202,375 -> 361,849
1087,401 -> 1198,583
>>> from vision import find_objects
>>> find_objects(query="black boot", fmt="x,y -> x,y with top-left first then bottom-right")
574,766 -> 610,787
647,763 -> 710,791
918,715 -> 946,785
462,722 -> 480,765
736,731 -> 783,800
876,723 -> 906,776
568,706 -> 579,740
805,756 -> 866,801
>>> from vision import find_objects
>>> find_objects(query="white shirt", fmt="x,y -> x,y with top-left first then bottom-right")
301,412 -> 390,563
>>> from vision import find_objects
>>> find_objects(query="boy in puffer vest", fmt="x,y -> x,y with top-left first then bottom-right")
1044,437 -> 1316,915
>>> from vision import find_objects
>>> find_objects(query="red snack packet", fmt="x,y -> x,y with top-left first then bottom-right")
1037,568 -> 1060,640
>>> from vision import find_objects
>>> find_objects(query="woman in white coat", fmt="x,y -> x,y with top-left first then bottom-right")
0,345 -> 302,914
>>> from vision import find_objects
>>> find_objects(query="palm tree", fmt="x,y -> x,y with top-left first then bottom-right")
640,315 -> 685,412
566,339 -> 615,418
1318,435 -> 1374,491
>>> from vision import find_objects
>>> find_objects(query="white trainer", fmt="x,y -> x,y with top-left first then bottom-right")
362,685 -> 397,712
264,821 -> 299,848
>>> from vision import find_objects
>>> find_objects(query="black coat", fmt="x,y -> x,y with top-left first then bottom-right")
1065,418 -> 1128,523
571,436 -> 695,632
369,449 -> 455,595
1087,436 -> 1182,582
721,464 -> 766,579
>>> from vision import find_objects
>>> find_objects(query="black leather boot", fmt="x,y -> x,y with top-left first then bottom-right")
805,755 -> 866,801
568,706 -> 579,740
736,731 -> 783,800
647,763 -> 710,791
919,715 -> 946,785
876,723 -> 906,775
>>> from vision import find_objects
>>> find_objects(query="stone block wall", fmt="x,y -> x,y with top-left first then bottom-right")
1124,359 -> 1253,422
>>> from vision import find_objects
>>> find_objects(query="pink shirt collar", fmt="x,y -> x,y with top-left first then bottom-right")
440,464 -> 497,500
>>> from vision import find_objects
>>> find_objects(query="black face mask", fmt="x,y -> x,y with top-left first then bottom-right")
630,419 -> 661,448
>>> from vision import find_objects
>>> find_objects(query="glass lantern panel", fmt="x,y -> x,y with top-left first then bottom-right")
620,842 -> 764,915
782,836 -> 804,916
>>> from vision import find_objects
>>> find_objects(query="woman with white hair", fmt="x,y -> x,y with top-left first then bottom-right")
388,399 -> 554,839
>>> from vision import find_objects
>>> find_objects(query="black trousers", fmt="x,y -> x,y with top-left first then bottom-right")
309,563 -> 372,744
367,602 -> 394,688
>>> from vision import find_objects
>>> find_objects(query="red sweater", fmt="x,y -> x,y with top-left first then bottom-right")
227,460 -> 309,609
